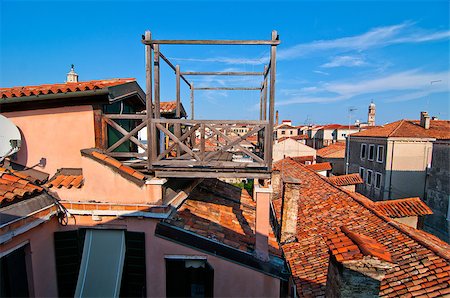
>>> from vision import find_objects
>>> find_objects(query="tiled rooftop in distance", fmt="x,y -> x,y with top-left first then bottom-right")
166,179 -> 282,257
350,119 -> 450,140
0,170 -> 44,206
316,142 -> 346,158
45,168 -> 84,189
274,158 -> 450,297
328,173 -> 363,186
374,197 -> 433,218
0,78 -> 136,99
305,162 -> 332,172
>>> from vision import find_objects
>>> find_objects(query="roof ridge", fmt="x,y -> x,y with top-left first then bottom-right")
387,119 -> 406,137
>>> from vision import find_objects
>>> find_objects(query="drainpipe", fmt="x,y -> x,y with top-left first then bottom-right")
388,140 -> 395,200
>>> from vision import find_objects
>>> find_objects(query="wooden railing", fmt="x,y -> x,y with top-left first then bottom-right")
103,115 -> 270,170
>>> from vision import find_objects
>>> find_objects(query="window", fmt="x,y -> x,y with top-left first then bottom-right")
1,244 -> 30,297
166,258 -> 214,297
359,167 -> 365,180
360,144 -> 367,159
377,145 -> 384,163
290,131 -> 293,135
375,172 -> 382,189
281,131 -> 286,135
366,170 -> 373,185
342,133 -> 346,137
305,161 -> 312,165
368,144 -> 375,161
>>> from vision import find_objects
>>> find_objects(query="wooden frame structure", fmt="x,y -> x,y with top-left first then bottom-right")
103,31 -> 280,178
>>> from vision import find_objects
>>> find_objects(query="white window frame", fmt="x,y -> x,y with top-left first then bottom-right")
375,172 -> 382,189
359,167 -> 365,180
366,169 -> 373,185
360,144 -> 367,160
377,145 -> 384,163
368,144 -> 375,161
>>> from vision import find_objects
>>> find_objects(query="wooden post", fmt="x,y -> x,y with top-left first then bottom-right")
265,31 -> 277,170
153,44 -> 161,119
263,65 -> 268,121
144,31 -> 155,167
259,82 -> 264,120
175,65 -> 181,157
190,82 -> 194,120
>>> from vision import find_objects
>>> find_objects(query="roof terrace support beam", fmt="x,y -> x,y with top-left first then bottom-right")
180,71 -> 264,76
153,44 -> 161,119
193,87 -> 261,91
158,51 -> 191,87
190,83 -> 194,120
262,65 -> 268,121
145,31 -> 156,167
265,31 -> 278,170
175,65 -> 181,157
142,40 -> 280,46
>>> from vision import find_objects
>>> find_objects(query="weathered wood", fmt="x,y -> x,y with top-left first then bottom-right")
200,123 -> 206,161
153,44 -> 161,119
190,83 -> 194,120
104,117 -> 147,150
265,30 -> 278,169
157,51 -> 191,87
155,170 -> 270,179
145,31 -> 155,167
93,107 -> 104,149
152,159 -> 267,168
142,39 -> 280,46
263,61 -> 271,79
156,124 -> 200,161
152,118 -> 269,125
263,65 -> 268,121
194,87 -> 261,91
156,123 -> 201,161
108,152 -> 147,158
175,65 -> 181,157
106,119 -> 148,153
181,71 -> 264,76
104,114 -> 146,120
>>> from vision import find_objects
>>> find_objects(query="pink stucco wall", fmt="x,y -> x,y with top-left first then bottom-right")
0,218 -> 59,297
3,106 -> 96,176
51,155 -> 163,204
61,215 -> 281,297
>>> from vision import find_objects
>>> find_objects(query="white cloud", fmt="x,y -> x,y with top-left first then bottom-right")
321,55 -> 367,68
313,70 -> 329,75
277,69 -> 449,105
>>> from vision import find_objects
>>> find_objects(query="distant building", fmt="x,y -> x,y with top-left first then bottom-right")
272,137 -> 316,162
274,120 -> 299,140
308,124 -> 360,149
368,101 -> 376,126
316,142 -> 346,175
347,112 -> 450,202
424,139 -> 450,243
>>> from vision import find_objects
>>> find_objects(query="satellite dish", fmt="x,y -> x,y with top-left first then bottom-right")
0,115 -> 22,161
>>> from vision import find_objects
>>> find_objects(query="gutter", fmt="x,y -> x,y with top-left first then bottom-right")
0,89 -> 110,105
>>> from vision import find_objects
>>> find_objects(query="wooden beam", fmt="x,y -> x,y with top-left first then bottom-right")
265,30 -> 278,169
156,123 -> 202,161
180,71 -> 264,76
145,30 -> 155,166
158,51 -> 191,87
108,152 -> 147,158
104,117 -> 147,150
263,65 -> 268,121
175,65 -> 181,157
190,83 -> 194,120
153,44 -> 161,119
106,119 -> 148,153
104,114 -> 146,120
194,87 -> 261,91
142,39 -> 280,46
152,119 -> 269,125
156,124 -> 200,161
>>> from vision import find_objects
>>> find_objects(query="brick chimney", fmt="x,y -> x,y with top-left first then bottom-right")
276,110 -> 279,126
420,111 -> 430,129
67,64 -> 79,83
254,182 -> 273,261
325,227 -> 393,298
280,179 -> 300,243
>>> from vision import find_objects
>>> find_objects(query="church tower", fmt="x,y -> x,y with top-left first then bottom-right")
368,101 -> 376,126
66,64 -> 79,83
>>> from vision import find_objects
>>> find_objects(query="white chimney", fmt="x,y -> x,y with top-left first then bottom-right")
420,111 -> 430,129
67,64 -> 79,83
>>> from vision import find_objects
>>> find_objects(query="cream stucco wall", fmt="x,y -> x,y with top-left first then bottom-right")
273,138 -> 316,162
3,106 -> 96,176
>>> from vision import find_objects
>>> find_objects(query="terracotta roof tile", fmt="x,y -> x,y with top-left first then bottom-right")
328,173 -> 363,186
45,168 -> 83,189
0,170 -> 43,206
278,135 -> 308,143
374,197 -> 433,218
290,155 -> 315,164
0,78 -> 135,99
167,179 -> 282,257
81,149 -> 147,184
350,119 -> 450,140
274,158 -> 450,297
305,162 -> 332,172
316,142 -> 346,158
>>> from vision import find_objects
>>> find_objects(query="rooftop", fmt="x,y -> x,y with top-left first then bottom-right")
316,142 -> 346,158
373,197 -> 433,218
274,158 -> 450,297
350,119 -> 450,140
328,173 -> 363,186
305,162 -> 332,172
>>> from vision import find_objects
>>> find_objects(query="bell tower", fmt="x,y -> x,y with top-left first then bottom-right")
66,64 -> 79,83
368,100 -> 376,126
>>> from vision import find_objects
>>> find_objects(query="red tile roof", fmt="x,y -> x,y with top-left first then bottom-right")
305,162 -> 332,172
167,179 -> 281,257
316,142 -> 346,158
45,169 -> 83,189
321,124 -> 359,130
291,155 -> 315,164
274,158 -> 450,297
278,135 -> 308,143
0,166 -> 46,184
350,119 -> 450,140
81,149 -> 146,183
0,170 -> 43,206
328,173 -> 363,186
0,78 -> 136,99
374,197 -> 433,218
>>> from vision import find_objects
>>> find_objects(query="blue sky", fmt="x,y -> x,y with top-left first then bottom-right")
1,0 -> 449,125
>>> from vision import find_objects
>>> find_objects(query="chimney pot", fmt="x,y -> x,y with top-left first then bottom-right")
254,183 -> 273,262
420,111 -> 430,129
